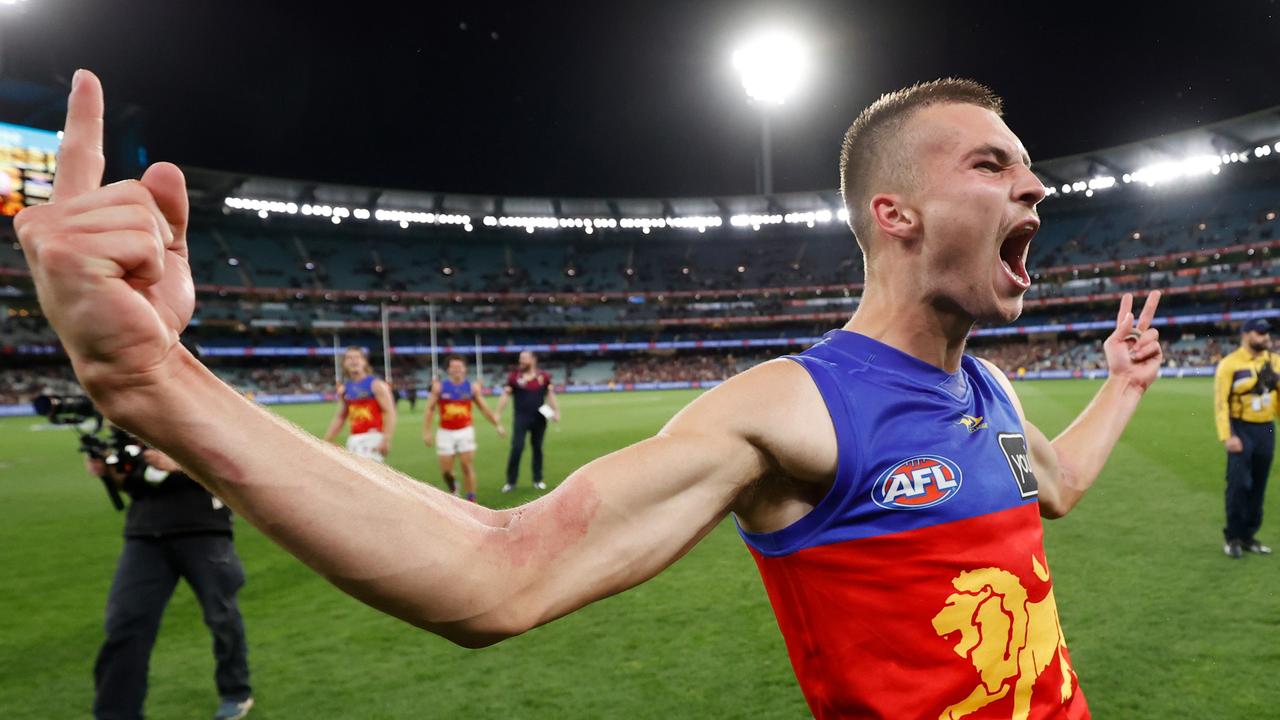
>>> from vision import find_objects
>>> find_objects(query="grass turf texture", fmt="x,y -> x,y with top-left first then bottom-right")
0,378 -> 1276,719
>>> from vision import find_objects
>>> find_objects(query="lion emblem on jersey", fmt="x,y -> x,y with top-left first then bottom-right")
442,403 -> 470,421
347,404 -> 375,425
931,555 -> 1077,720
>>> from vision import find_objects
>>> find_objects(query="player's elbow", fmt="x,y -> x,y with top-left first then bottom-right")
1038,498 -> 1070,520
1037,472 -> 1080,520
433,606 -> 537,649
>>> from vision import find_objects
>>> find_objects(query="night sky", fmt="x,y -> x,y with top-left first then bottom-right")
2,0 -> 1278,198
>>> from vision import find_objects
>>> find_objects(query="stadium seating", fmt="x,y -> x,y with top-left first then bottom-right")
4,146 -> 1279,408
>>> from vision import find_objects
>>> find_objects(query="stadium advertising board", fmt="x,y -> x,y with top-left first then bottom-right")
0,121 -> 60,217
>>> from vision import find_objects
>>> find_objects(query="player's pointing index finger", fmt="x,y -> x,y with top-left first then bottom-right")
51,69 -> 106,203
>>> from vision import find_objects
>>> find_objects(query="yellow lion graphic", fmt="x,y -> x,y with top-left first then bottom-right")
442,404 -> 470,421
347,405 -> 374,424
931,555 -> 1077,720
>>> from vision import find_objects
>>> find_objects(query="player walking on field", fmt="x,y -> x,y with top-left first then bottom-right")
22,72 -> 1166,718
423,355 -> 505,502
322,347 -> 397,462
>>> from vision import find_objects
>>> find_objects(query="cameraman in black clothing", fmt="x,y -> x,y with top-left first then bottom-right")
86,442 -> 254,720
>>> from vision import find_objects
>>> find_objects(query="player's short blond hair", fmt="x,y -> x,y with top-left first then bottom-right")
839,78 -> 1003,253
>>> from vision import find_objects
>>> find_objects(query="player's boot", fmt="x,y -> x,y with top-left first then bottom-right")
501,483 -> 515,493
533,481 -> 547,491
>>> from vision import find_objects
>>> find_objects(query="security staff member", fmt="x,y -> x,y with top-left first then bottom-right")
1214,318 -> 1279,559
87,442 -> 254,720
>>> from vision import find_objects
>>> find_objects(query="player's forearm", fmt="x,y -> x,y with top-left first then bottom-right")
94,350 -> 545,646
1047,375 -> 1145,513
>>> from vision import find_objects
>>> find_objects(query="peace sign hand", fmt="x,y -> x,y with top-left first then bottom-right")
14,70 -> 194,402
1103,290 -> 1163,392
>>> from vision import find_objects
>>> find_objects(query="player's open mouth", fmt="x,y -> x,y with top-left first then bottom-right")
999,220 -> 1038,289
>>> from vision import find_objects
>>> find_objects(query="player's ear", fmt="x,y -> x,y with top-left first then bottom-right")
869,192 -> 921,243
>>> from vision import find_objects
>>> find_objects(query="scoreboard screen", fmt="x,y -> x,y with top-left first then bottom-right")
0,121 -> 60,218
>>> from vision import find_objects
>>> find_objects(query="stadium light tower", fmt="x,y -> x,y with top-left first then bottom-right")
0,0 -> 34,76
732,29 -> 808,195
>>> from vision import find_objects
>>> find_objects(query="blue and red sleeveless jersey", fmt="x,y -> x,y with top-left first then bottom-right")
739,330 -> 1089,720
438,378 -> 475,430
342,375 -> 383,435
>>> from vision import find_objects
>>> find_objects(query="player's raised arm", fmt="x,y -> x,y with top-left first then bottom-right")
983,291 -> 1163,518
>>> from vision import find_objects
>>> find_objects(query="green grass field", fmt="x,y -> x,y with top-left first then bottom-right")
1,378 -> 1276,719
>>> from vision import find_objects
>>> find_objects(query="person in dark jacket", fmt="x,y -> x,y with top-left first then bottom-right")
495,351 -> 560,492
86,442 -> 253,720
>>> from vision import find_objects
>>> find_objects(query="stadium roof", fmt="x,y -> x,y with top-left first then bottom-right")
1031,105 -> 1280,189
191,105 -> 1280,229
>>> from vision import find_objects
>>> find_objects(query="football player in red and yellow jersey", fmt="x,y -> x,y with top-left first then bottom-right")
26,72 -> 1172,717
423,356 -> 504,502
322,347 -> 397,462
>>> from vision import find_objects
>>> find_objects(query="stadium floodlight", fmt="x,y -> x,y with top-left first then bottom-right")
729,212 -> 783,228
732,30 -> 808,105
783,209 -> 836,226
733,29 -> 808,196
1129,155 -> 1222,186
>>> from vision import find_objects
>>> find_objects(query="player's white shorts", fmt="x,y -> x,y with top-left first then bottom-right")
346,430 -> 385,463
435,426 -> 477,456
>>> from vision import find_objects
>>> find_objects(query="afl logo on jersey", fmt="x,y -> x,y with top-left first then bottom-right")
872,455 -> 964,510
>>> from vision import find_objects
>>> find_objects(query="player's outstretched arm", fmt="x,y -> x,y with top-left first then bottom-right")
983,291 -> 1163,518
97,352 -> 781,647
18,71 -> 812,648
